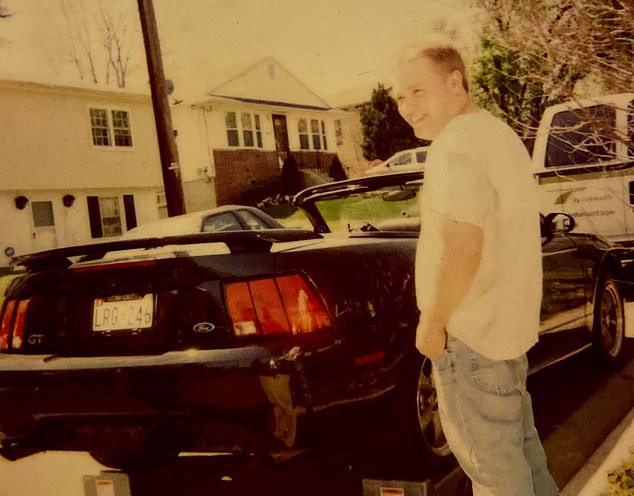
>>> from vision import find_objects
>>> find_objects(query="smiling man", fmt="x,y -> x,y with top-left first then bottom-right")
394,38 -> 559,495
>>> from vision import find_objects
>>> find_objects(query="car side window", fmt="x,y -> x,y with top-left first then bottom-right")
395,153 -> 412,165
236,210 -> 268,230
201,212 -> 243,232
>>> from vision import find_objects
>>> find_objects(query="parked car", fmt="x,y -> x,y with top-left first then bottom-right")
0,171 -> 632,474
365,146 -> 429,175
123,205 -> 285,238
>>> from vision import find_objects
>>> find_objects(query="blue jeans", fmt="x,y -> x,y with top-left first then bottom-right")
432,335 -> 559,496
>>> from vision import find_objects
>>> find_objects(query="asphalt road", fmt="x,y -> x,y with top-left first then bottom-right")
0,346 -> 632,496
126,346 -> 634,496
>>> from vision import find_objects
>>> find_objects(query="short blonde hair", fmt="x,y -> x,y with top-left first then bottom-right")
397,37 -> 469,92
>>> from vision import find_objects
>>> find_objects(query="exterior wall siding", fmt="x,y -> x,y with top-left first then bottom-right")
0,188 -> 159,267
0,80 -> 163,267
182,179 -> 216,213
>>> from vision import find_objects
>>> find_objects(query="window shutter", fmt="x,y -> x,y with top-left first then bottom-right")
87,196 -> 103,238
123,195 -> 137,230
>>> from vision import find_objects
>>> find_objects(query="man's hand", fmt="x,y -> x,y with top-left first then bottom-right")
416,319 -> 447,360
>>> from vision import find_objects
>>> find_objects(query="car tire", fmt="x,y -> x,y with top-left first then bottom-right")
390,352 -> 454,474
593,279 -> 626,365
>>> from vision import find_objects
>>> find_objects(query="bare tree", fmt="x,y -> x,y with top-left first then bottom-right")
58,0 -> 139,87
472,0 -> 634,152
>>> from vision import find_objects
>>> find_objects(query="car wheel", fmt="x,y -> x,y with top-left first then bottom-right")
593,279 -> 626,365
391,352 -> 454,473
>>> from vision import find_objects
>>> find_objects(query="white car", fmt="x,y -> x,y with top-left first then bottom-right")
366,146 -> 429,175
123,205 -> 285,238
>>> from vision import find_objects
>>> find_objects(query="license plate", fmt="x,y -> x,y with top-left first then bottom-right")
92,294 -> 154,332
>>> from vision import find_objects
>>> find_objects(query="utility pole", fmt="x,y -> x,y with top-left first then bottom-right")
136,0 -> 186,216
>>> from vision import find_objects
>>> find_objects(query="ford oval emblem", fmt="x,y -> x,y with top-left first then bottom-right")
193,322 -> 215,334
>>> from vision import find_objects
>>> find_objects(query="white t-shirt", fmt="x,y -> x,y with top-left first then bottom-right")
416,110 -> 542,360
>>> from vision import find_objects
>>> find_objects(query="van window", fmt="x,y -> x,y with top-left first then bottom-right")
390,153 -> 411,166
545,104 -> 616,167
416,150 -> 428,163
627,100 -> 634,157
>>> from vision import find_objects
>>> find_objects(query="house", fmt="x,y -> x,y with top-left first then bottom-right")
327,86 -> 376,178
0,79 -> 164,268
171,57 -> 347,210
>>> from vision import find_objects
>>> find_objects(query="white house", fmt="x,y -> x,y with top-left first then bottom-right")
0,79 -> 164,267
171,57 -> 348,209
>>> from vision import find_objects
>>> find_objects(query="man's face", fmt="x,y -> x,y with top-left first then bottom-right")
394,56 -> 462,141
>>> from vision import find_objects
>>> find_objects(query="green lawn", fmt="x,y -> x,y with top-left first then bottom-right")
265,194 -> 419,233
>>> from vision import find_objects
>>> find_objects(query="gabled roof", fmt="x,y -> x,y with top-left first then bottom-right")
207,56 -> 331,110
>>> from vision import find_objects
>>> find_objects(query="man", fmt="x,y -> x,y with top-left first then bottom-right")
394,39 -> 559,495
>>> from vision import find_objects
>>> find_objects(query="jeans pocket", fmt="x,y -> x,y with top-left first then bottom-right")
468,350 -> 524,396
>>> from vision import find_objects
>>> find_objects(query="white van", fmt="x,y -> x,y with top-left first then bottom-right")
532,93 -> 634,241
366,146 -> 429,175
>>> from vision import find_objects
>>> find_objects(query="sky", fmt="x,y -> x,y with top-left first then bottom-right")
0,0 -> 480,105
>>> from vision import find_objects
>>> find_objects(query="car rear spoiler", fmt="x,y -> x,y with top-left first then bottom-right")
12,229 -> 322,272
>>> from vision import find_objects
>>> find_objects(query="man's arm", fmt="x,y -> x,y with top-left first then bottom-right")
416,219 -> 483,359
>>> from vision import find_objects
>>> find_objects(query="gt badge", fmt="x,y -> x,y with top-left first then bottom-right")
193,322 -> 215,334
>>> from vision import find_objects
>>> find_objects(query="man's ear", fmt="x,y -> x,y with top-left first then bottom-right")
447,70 -> 464,92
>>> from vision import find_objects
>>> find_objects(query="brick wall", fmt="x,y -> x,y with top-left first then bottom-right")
213,149 -> 280,205
213,149 -> 339,205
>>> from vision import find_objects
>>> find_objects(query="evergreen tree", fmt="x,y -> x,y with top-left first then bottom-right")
360,84 -> 425,161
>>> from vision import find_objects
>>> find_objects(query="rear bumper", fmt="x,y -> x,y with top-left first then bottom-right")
0,347 -> 306,455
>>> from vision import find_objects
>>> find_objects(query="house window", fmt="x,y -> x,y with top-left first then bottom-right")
242,113 -> 254,147
99,197 -> 123,237
112,110 -> 132,146
335,119 -> 343,146
89,108 -> 132,148
226,112 -> 239,147
156,191 -> 168,218
90,109 -> 111,146
298,118 -> 328,151
311,119 -> 322,150
87,195 -> 137,238
321,121 -> 328,150
255,115 -> 263,148
225,111 -> 263,148
298,119 -> 310,150
32,201 -> 55,227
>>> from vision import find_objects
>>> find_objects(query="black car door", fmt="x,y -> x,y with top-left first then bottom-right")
529,233 -> 592,371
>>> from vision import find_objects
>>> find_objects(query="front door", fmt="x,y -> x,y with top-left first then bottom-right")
272,114 -> 290,167
31,201 -> 57,252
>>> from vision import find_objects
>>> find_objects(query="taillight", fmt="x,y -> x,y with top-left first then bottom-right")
0,300 -> 16,350
11,299 -> 30,350
0,299 -> 31,351
224,274 -> 331,337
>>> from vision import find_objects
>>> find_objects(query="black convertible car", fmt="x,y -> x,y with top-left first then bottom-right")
0,171 -> 632,472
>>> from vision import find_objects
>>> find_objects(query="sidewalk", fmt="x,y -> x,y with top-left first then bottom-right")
562,407 -> 634,495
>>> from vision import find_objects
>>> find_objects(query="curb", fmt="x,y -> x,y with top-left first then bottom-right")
562,407 -> 634,495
